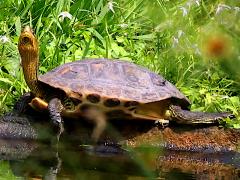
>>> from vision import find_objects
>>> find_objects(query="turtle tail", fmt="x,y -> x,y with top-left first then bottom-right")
169,105 -> 235,124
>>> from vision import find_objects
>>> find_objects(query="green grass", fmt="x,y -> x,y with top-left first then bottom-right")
0,0 -> 239,127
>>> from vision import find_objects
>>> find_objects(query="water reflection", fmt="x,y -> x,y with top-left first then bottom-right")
0,111 -> 240,179
0,137 -> 239,179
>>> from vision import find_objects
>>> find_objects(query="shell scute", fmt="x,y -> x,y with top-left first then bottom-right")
122,64 -> 151,88
85,83 -> 105,94
90,61 -> 109,79
69,63 -> 89,80
149,72 -> 166,86
122,89 -> 141,101
105,86 -> 122,97
141,92 -> 159,101
62,70 -> 78,79
70,84 -> 84,93
54,79 -> 68,87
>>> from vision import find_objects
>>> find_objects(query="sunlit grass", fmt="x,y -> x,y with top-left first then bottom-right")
0,0 -> 239,127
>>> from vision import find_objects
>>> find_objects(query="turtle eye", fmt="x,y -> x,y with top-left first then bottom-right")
22,36 -> 32,45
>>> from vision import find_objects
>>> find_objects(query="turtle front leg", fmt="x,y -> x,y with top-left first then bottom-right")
48,98 -> 65,141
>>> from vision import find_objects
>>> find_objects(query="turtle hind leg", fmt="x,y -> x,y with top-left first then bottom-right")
81,107 -> 107,143
48,98 -> 65,141
169,105 -> 235,124
91,112 -> 107,143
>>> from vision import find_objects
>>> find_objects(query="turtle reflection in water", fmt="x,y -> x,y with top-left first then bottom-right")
18,26 -> 234,141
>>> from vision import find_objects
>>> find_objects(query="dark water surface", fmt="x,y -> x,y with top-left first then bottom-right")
0,111 -> 240,179
1,138 -> 240,180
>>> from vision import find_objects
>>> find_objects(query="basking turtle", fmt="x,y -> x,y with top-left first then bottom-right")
18,26 -> 234,141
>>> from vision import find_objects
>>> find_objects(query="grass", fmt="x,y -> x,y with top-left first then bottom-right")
0,0 -> 239,127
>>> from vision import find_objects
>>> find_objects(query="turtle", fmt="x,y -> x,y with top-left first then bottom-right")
18,26 -> 234,141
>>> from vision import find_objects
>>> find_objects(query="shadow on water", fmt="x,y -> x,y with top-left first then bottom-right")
0,111 -> 240,179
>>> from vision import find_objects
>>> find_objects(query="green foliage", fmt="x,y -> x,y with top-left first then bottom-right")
0,161 -> 20,179
0,0 -> 239,127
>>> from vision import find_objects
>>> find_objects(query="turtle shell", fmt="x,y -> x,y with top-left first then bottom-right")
39,59 -> 190,108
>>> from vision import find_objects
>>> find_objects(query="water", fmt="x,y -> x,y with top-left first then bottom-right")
1,112 -> 240,179
1,138 -> 240,179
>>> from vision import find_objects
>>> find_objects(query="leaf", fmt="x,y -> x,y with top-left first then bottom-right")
0,78 -> 13,85
91,2 -> 109,25
39,66 -> 47,73
116,36 -> 124,43
133,34 -> 155,41
87,28 -> 105,46
15,16 -> 21,36
233,124 -> 240,129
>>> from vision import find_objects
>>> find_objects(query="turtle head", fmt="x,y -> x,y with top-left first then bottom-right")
18,26 -> 43,97
18,26 -> 38,59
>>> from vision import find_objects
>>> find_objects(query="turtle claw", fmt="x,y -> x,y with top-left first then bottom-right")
155,119 -> 169,128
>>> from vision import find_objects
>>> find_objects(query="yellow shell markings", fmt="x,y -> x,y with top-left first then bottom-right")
61,90 -> 139,120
